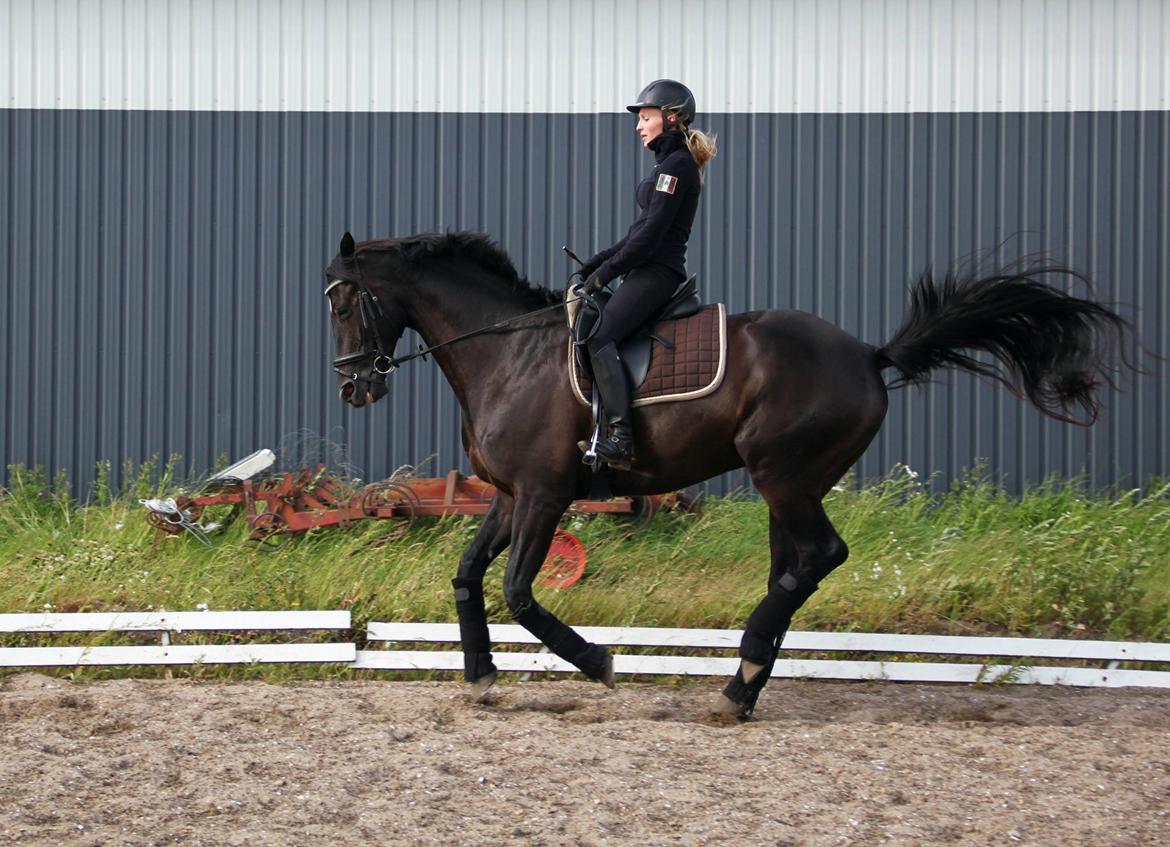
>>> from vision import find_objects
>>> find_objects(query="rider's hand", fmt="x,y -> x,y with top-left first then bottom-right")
584,272 -> 606,294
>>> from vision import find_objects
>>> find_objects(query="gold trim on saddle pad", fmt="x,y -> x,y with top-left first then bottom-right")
568,303 -> 728,408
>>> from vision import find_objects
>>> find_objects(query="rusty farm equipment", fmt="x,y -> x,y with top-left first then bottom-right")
141,450 -> 699,588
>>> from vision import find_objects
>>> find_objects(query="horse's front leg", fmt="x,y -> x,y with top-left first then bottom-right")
503,493 -> 615,687
453,491 -> 514,701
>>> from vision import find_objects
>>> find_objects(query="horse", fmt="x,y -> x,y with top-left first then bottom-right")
323,230 -> 1127,714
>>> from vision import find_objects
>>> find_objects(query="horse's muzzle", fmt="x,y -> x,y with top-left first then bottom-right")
340,376 -> 388,407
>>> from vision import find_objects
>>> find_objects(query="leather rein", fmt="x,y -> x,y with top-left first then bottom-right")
325,274 -> 589,381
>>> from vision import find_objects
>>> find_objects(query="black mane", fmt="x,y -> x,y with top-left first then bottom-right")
359,232 -> 561,308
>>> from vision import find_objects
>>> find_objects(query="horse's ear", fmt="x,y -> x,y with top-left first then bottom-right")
340,232 -> 355,260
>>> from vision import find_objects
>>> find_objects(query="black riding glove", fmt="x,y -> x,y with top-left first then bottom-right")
583,272 -> 607,294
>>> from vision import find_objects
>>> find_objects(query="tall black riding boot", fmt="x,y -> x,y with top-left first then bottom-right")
584,342 -> 635,470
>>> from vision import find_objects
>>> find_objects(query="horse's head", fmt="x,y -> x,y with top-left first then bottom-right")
323,232 -> 405,408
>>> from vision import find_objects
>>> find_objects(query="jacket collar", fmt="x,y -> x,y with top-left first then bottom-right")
649,130 -> 687,163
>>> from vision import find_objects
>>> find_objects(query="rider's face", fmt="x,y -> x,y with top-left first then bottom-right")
636,107 -> 665,147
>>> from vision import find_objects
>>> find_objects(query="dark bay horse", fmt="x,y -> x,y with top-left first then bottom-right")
324,231 -> 1126,714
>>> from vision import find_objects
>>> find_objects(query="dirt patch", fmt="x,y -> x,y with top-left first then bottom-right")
0,674 -> 1167,846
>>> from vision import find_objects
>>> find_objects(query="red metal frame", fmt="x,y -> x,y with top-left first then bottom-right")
147,468 -> 698,586
151,468 -> 692,547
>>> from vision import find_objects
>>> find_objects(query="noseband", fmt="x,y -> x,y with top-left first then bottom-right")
325,277 -> 399,379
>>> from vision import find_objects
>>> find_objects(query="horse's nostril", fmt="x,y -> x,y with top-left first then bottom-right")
340,381 -> 356,400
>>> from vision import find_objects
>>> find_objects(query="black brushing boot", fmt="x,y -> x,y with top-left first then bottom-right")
581,342 -> 635,470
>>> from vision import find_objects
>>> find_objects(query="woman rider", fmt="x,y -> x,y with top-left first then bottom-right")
576,79 -> 717,469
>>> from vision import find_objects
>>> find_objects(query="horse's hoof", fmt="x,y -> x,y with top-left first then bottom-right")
468,670 -> 498,703
600,650 -> 616,689
712,694 -> 752,719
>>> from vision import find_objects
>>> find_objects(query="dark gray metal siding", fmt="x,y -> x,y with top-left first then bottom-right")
2,110 -> 1167,497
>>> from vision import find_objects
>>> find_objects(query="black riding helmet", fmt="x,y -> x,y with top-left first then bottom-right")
626,79 -> 696,127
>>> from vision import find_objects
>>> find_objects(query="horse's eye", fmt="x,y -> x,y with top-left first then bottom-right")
336,307 -> 352,320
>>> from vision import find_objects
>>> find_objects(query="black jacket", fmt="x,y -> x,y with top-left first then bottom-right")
584,130 -> 701,285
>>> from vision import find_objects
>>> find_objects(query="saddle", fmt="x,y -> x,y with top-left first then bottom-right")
566,276 -> 727,410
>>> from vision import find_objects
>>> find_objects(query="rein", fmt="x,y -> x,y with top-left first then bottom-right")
326,274 -> 588,379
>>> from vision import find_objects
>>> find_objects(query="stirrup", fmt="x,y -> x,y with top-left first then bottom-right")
579,425 -> 603,469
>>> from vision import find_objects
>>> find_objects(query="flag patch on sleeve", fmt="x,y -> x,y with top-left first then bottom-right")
655,174 -> 678,195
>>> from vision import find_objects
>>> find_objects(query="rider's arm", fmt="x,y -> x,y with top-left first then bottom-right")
579,240 -> 625,278
593,162 -> 695,285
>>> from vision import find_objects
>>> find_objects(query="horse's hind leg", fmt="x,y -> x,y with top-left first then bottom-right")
502,493 -> 615,687
717,513 -> 802,710
454,492 -> 514,701
720,495 -> 848,715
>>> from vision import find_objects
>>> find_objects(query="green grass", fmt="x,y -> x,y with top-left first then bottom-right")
2,461 -> 1169,649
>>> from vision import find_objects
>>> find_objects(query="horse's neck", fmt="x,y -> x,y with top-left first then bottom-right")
403,270 -> 558,418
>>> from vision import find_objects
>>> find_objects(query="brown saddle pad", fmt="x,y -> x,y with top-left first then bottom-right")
569,303 -> 727,407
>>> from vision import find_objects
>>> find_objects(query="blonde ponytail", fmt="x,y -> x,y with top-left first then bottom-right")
684,127 -> 717,181
662,104 -> 717,181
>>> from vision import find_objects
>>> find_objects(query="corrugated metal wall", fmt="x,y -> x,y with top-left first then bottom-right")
2,1 -> 1168,498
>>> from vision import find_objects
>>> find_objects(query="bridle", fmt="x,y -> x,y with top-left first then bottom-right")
325,276 -> 399,380
325,267 -> 589,382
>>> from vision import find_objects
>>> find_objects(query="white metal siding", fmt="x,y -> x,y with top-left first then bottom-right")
4,0 -> 1168,113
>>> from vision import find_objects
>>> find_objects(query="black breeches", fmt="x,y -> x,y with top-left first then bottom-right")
587,265 -> 681,355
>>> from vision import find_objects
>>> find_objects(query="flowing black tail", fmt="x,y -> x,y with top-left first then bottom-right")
875,265 -> 1129,424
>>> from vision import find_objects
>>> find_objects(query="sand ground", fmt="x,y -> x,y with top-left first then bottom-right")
1,674 -> 1167,846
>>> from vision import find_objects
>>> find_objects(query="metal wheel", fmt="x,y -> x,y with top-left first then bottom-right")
613,495 -> 659,525
248,510 -> 291,551
631,495 -> 659,522
360,482 -> 420,543
674,490 -> 704,515
537,529 -> 587,589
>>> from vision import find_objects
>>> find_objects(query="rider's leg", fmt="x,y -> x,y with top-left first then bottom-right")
584,341 -> 635,468
583,266 -> 679,468
585,265 -> 681,353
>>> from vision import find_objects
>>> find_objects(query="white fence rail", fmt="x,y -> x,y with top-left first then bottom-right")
0,611 -> 349,634
0,611 -> 355,667
355,622 -> 1170,689
1,613 -> 1168,688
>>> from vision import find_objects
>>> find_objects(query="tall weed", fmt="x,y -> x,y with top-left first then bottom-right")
1,465 -> 1167,641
